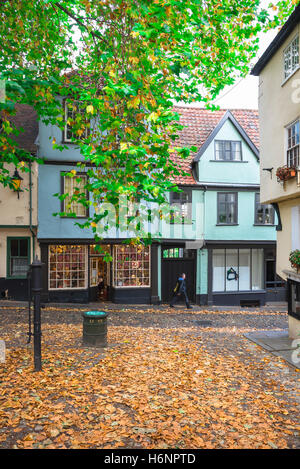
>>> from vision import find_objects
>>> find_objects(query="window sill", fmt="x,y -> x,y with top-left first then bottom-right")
212,290 -> 266,295
60,216 -> 88,219
253,223 -> 276,227
113,286 -> 150,289
6,276 -> 28,280
170,223 -> 193,226
49,287 -> 87,291
216,223 -> 239,226
281,65 -> 300,87
210,160 -> 248,163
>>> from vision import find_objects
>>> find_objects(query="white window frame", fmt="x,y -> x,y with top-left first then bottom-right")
286,119 -> 300,168
63,100 -> 89,143
113,245 -> 151,288
214,140 -> 242,161
48,245 -> 88,290
63,174 -> 88,217
283,35 -> 299,82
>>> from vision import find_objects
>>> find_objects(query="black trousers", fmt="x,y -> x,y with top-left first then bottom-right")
170,291 -> 190,307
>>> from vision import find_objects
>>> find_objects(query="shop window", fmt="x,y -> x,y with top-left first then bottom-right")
7,237 -> 30,278
113,245 -> 150,287
212,248 -> 264,292
49,245 -> 87,289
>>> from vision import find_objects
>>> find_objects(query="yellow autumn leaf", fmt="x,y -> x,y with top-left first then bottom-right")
86,105 -> 94,114
120,142 -> 128,151
148,112 -> 159,122
128,96 -> 140,109
129,56 -> 139,65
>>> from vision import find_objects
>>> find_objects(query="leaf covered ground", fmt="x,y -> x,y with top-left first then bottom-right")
0,304 -> 299,449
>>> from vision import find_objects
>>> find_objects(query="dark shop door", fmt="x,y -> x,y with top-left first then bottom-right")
161,247 -> 196,303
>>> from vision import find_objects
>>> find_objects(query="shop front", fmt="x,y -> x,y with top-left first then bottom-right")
40,242 -> 154,304
207,243 -> 285,306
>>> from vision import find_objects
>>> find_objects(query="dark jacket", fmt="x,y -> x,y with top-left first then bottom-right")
173,277 -> 186,295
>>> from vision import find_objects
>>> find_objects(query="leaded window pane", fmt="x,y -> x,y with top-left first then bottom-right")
63,175 -> 88,217
49,245 -> 87,290
113,245 -> 150,287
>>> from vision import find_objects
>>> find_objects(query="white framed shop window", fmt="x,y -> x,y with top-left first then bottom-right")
212,248 -> 264,292
113,245 -> 150,287
49,245 -> 88,290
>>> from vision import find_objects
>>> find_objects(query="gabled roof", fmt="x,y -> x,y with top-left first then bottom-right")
171,107 -> 259,185
251,4 -> 300,76
193,110 -> 259,162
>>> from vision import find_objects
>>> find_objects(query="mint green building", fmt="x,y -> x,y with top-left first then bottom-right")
159,108 -> 285,306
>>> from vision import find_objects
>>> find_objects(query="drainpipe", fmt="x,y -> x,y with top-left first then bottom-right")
29,161 -> 35,261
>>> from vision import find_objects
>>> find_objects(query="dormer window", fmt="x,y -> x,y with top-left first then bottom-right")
215,140 -> 242,161
283,35 -> 299,81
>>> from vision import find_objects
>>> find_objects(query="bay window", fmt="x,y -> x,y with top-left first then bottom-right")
49,245 -> 87,289
113,245 -> 150,287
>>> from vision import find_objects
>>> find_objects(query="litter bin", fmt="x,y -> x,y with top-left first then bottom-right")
82,311 -> 108,347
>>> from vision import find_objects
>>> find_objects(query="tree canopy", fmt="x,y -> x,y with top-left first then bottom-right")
0,0 -> 297,243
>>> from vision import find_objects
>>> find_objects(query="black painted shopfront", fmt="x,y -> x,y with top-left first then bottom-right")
39,241 -> 160,305
206,242 -> 286,307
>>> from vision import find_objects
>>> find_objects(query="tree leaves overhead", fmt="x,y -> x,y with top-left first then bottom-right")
0,1 -> 297,239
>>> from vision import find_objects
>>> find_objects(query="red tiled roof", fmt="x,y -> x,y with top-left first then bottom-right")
171,106 -> 259,185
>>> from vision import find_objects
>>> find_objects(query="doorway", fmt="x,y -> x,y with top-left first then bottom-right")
89,245 -> 111,301
161,247 -> 196,303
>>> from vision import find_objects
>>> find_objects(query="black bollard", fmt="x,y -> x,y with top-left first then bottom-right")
30,257 -> 43,372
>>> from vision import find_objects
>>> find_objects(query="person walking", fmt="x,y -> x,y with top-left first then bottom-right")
170,273 -> 192,309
